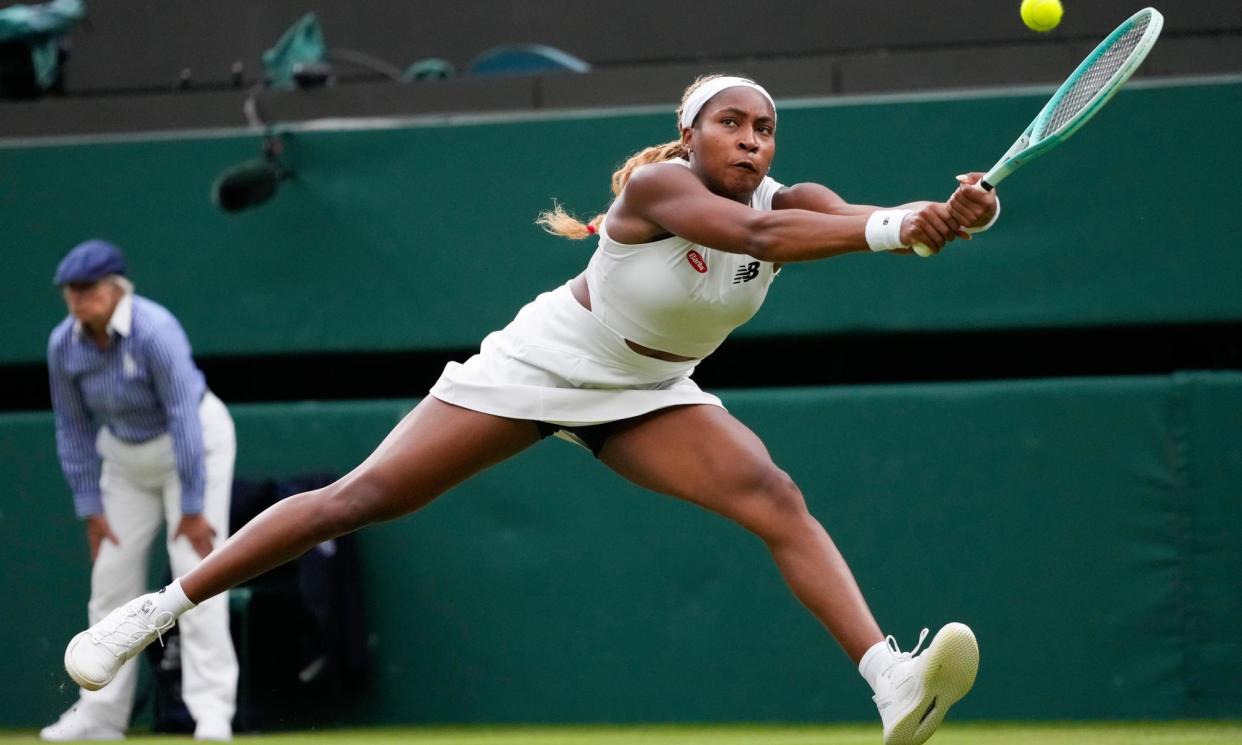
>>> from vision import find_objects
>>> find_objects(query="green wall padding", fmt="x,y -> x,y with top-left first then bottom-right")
1177,373 -> 1242,716
3,79 -> 1241,365
3,373 -> 1240,727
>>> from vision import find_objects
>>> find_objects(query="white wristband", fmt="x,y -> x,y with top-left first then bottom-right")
865,209 -> 912,252
964,195 -> 1001,235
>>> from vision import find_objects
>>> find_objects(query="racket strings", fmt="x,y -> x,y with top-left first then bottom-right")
1045,15 -> 1150,136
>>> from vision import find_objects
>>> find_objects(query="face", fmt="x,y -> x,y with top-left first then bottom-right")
682,87 -> 776,202
62,280 -> 121,329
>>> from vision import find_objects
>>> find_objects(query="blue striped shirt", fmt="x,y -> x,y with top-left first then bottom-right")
48,293 -> 208,518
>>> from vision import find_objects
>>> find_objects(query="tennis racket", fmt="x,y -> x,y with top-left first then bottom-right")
913,6 -> 1164,257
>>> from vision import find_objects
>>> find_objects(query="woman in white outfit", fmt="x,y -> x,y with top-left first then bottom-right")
62,76 -> 997,745
44,240 -> 237,742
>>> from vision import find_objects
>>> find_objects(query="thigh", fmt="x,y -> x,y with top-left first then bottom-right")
92,459 -> 164,617
100,456 -> 165,551
599,404 -> 787,519
335,395 -> 545,519
199,395 -> 237,537
162,399 -> 236,547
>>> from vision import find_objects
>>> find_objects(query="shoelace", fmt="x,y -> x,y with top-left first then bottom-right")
90,607 -> 176,658
884,627 -> 930,665
876,627 -> 930,689
872,628 -> 931,711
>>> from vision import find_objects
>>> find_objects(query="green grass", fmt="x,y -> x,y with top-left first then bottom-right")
3,722 -> 1241,744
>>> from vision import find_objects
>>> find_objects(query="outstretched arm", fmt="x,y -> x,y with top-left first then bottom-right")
771,182 -> 971,256
613,163 -> 963,263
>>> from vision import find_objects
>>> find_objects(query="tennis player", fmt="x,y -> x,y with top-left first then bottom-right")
60,75 -> 997,745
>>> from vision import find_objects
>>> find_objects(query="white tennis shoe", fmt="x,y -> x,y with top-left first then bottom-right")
872,622 -> 979,745
64,592 -> 176,691
39,706 -> 124,741
193,718 -> 233,742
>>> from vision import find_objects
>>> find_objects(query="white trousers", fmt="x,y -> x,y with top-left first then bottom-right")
74,392 -> 238,732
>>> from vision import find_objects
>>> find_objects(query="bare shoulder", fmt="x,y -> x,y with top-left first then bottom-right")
610,163 -> 705,242
624,161 -> 703,200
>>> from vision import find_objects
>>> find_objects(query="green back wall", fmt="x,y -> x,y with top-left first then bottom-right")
4,374 -> 1240,727
3,78 -> 1240,365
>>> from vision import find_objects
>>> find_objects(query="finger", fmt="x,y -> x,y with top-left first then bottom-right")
194,536 -> 214,559
913,226 -> 946,251
932,201 -> 961,227
916,217 -> 948,249
947,201 -> 975,226
89,533 -> 101,562
922,210 -> 956,245
956,172 -> 984,186
948,186 -> 987,212
951,189 -> 987,209
950,204 -> 984,229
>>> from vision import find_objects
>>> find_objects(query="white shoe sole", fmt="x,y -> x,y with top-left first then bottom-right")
64,631 -> 109,692
883,622 -> 979,745
39,725 -> 124,742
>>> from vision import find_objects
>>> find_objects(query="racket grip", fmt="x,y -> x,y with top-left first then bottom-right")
912,242 -> 933,258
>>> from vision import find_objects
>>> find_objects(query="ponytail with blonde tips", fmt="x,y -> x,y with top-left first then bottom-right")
535,202 -> 604,240
536,74 -> 731,241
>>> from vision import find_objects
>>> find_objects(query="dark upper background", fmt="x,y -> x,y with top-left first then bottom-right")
1,0 -> 1239,138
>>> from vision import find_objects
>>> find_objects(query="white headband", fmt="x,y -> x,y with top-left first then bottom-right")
679,76 -> 776,130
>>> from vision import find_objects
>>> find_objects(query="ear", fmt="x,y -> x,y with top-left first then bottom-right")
680,126 -> 694,153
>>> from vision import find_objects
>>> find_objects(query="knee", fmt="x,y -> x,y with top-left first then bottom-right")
729,465 -> 811,540
312,475 -> 390,537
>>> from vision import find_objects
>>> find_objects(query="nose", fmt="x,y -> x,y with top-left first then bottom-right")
737,127 -> 759,153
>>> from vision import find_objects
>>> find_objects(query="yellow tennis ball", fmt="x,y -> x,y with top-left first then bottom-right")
1021,0 -> 1063,32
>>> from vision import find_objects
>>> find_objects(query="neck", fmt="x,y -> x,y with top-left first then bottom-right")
82,319 -> 112,348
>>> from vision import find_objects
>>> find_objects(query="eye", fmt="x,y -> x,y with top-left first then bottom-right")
721,117 -> 738,127
757,124 -> 774,135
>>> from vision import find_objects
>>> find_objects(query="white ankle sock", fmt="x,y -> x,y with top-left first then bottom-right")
157,578 -> 197,616
858,639 -> 894,692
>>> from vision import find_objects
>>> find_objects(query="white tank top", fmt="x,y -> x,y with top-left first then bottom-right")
585,160 -> 784,359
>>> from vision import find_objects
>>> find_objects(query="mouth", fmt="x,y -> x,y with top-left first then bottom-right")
730,161 -> 758,173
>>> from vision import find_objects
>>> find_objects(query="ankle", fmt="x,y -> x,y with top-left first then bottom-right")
155,578 -> 196,617
858,638 -> 896,692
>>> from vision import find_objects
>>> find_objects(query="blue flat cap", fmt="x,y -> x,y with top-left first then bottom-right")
53,240 -> 127,285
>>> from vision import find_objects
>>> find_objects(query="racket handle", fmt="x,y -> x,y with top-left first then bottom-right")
911,176 -> 995,256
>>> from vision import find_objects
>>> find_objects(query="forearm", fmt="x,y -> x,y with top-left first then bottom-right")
754,183 -> 954,261
168,410 -> 207,514
50,365 -> 103,516
745,208 -> 873,263
147,327 -> 208,514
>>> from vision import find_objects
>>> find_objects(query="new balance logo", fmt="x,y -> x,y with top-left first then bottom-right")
733,261 -> 760,284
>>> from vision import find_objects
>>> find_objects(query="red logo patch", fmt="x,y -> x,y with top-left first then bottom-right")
686,250 -> 708,273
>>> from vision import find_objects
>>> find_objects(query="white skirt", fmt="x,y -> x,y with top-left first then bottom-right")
430,283 -> 723,426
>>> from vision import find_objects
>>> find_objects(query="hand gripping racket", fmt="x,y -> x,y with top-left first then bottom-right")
912,6 -> 1164,257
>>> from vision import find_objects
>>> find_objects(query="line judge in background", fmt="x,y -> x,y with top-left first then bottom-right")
42,240 -> 237,742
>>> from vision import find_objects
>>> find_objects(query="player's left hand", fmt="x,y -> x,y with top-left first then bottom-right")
174,513 -> 218,559
947,172 -> 997,230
